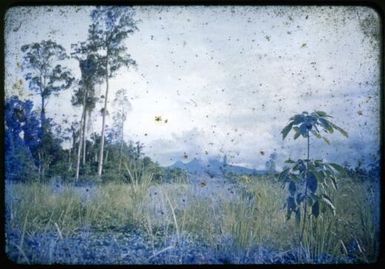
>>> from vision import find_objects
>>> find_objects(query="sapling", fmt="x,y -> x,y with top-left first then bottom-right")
279,111 -> 348,242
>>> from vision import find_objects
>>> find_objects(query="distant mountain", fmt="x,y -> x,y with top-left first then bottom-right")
168,158 -> 267,176
171,159 -> 204,174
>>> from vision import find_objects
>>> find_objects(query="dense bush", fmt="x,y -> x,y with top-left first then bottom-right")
5,96 -> 39,181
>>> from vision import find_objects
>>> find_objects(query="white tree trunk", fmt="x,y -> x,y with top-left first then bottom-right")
82,112 -> 87,165
76,98 -> 87,181
97,55 -> 109,177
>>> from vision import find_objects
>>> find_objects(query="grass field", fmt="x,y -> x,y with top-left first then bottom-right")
5,174 -> 380,264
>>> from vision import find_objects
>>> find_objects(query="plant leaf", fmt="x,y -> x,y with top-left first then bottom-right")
329,163 -> 346,175
315,111 -> 332,118
311,129 -> 321,138
321,136 -> 330,144
286,196 -> 296,220
312,170 -> 325,185
299,123 -> 309,137
306,173 -> 318,193
315,111 -> 327,117
281,122 -> 294,140
288,181 -> 296,196
312,200 -> 320,217
294,129 -> 301,140
318,118 -> 334,133
291,114 -> 305,124
278,168 -> 290,181
330,122 -> 348,138
329,176 -> 338,190
321,194 -> 336,215
296,192 -> 305,204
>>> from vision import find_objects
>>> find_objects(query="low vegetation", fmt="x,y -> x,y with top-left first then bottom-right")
6,172 -> 379,264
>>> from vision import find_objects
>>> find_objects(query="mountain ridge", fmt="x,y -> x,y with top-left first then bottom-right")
167,158 -> 267,176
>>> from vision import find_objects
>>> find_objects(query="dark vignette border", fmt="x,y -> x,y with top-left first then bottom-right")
0,0 -> 383,269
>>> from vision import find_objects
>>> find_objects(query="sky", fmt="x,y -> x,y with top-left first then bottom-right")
4,6 -> 381,169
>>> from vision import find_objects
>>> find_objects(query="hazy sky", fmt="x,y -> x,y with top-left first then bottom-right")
4,6 -> 381,169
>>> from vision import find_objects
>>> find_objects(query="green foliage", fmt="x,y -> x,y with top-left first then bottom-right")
281,111 -> 348,142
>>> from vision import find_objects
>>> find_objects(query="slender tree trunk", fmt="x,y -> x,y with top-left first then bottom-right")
105,150 -> 109,164
300,135 -> 310,242
82,112 -> 87,165
72,129 -> 76,150
70,129 -> 77,172
98,52 -> 109,177
82,85 -> 91,166
118,122 -> 124,174
40,151 -> 46,181
41,96 -> 46,134
118,143 -> 123,174
76,83 -> 88,180
39,96 -> 46,181
76,107 -> 86,181
40,75 -> 46,138
68,148 -> 72,172
39,75 -> 47,181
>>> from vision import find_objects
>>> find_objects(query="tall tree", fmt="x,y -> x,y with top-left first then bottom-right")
21,40 -> 74,178
89,6 -> 138,176
21,40 -> 74,137
112,88 -> 131,173
71,41 -> 102,180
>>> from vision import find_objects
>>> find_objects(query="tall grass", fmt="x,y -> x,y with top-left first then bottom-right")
332,178 -> 380,262
6,174 -> 379,263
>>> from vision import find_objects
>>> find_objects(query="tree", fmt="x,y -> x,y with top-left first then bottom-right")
38,118 -> 67,179
88,6 -> 138,176
112,88 -> 132,174
5,96 -> 40,181
71,41 -> 102,180
55,118 -> 78,175
21,40 -> 74,136
5,95 -> 72,181
265,152 -> 277,174
279,111 -> 348,242
21,40 -> 74,178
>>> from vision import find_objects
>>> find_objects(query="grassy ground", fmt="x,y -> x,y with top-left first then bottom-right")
5,174 -> 380,264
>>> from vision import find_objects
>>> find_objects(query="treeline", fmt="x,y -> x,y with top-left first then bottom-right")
4,96 -> 141,181
5,6 -> 186,183
5,94 -> 187,183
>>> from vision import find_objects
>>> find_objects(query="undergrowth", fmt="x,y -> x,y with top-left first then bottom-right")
5,174 -> 379,264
